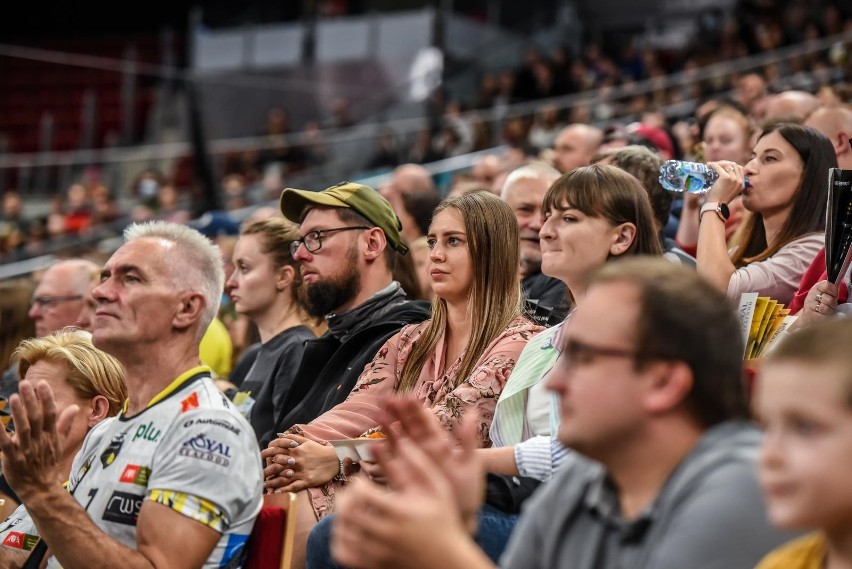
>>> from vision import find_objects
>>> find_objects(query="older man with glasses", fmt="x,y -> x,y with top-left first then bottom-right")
28,259 -> 100,338
0,259 -> 99,401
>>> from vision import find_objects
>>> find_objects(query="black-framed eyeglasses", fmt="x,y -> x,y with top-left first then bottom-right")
557,338 -> 638,367
30,295 -> 84,309
289,226 -> 371,257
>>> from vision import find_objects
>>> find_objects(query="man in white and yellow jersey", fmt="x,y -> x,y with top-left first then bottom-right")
0,221 -> 262,569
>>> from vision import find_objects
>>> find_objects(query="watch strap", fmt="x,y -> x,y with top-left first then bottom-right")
699,201 -> 730,222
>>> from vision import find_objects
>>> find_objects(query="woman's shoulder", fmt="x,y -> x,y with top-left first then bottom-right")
501,316 -> 546,340
767,232 -> 825,261
391,320 -> 432,348
780,232 -> 825,251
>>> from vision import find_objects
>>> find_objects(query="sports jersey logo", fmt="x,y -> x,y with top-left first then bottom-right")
182,417 -> 241,436
2,531 -> 39,551
103,491 -> 143,526
100,431 -> 127,469
179,433 -> 232,467
181,392 -> 199,413
132,421 -> 161,443
119,464 -> 151,487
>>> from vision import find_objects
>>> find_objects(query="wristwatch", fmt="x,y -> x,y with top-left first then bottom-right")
699,201 -> 730,223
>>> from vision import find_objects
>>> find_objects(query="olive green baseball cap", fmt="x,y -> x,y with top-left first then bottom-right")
280,181 -> 409,254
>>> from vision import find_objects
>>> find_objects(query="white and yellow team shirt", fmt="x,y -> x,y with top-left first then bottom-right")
32,367 -> 263,569
0,502 -> 41,553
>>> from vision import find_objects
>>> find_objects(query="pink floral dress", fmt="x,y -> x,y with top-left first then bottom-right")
285,316 -> 542,519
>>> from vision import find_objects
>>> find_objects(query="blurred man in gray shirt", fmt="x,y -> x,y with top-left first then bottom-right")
330,259 -> 795,569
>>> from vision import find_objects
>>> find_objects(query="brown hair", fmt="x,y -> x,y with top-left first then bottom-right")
542,163 -> 664,276
398,191 -> 523,392
0,279 -> 35,369
240,217 -> 324,331
607,145 -> 672,231
731,124 -> 836,266
591,258 -> 750,427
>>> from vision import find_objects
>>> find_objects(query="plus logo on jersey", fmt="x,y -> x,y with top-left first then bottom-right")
181,392 -> 199,413
132,422 -> 161,443
102,491 -> 143,526
119,464 -> 151,487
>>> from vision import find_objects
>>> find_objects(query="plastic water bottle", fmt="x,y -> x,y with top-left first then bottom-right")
658,160 -> 748,194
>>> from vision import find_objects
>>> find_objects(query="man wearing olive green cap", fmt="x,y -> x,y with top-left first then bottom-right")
268,181 -> 430,441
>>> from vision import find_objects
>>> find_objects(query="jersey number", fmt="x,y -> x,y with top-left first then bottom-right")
84,489 -> 98,511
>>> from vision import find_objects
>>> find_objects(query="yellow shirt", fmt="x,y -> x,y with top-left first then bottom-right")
199,317 -> 233,379
755,534 -> 825,569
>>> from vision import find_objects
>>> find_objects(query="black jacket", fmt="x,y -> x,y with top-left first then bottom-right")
272,300 -> 431,436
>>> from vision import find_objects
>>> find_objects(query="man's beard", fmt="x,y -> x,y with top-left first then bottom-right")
298,250 -> 361,317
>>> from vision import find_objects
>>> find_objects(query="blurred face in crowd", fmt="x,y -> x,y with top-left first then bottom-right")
756,360 -> 852,531
704,114 -> 751,165
742,131 -> 803,216
546,281 -> 647,462
554,126 -> 597,173
502,177 -> 550,275
426,208 -> 473,305
293,207 -> 362,317
74,281 -> 99,332
29,264 -> 89,337
227,234 -> 285,320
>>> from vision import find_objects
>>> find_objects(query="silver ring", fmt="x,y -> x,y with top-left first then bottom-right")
816,293 -> 823,304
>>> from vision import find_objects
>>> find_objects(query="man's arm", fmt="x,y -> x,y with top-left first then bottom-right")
26,488 -> 220,569
0,381 -> 225,569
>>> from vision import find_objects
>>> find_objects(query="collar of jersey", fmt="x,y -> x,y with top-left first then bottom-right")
120,365 -> 212,415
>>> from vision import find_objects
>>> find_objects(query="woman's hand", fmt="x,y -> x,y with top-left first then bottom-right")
261,437 -> 298,482
705,161 -> 747,205
794,280 -> 839,330
263,434 -> 340,492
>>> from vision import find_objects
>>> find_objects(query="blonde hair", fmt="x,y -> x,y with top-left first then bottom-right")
398,191 -> 522,392
14,329 -> 127,416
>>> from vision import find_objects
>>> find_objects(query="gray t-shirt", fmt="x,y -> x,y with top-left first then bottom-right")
501,421 -> 796,569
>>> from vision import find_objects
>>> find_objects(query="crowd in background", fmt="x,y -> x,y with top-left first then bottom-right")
0,0 -> 849,266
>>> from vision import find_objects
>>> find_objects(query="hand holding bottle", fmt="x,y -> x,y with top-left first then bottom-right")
705,161 -> 747,204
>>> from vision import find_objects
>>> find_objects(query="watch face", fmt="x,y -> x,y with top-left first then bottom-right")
719,203 -> 730,220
